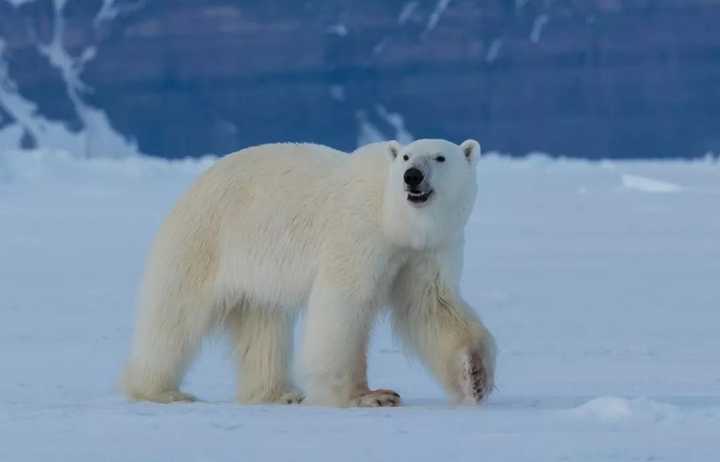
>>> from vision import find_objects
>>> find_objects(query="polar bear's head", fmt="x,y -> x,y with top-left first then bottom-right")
383,138 -> 480,249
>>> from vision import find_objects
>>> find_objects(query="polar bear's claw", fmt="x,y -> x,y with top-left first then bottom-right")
353,389 -> 401,407
279,391 -> 305,404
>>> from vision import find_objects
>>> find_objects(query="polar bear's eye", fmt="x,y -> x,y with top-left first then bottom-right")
435,156 -> 446,163
402,155 -> 409,161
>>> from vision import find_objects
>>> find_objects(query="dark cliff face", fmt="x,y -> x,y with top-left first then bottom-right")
1,0 -> 719,159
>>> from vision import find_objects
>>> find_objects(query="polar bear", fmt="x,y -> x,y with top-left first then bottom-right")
122,139 -> 496,407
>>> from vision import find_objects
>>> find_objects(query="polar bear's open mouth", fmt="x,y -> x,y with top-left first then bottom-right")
407,189 -> 434,205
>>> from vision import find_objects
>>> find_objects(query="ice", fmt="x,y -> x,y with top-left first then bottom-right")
621,173 -> 683,193
1,148 -> 719,461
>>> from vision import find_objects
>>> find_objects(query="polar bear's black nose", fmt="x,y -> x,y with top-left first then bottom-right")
404,168 -> 424,187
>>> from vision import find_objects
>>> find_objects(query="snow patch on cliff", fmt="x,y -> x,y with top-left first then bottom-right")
356,106 -> 415,147
426,0 -> 452,31
0,0 -> 139,157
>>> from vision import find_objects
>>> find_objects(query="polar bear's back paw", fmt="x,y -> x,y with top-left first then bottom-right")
353,389 -> 401,407
130,389 -> 197,404
238,388 -> 305,405
279,391 -> 305,404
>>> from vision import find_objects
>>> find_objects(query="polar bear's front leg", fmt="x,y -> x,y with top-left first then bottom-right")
390,256 -> 496,404
301,282 -> 400,407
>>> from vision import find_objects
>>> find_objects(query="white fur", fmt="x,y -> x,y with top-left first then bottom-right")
122,139 -> 496,407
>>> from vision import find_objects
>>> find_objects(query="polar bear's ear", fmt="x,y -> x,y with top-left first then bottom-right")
461,139 -> 481,164
388,140 -> 401,160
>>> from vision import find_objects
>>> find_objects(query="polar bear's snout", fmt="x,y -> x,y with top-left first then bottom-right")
404,166 -> 434,205
404,167 -> 424,188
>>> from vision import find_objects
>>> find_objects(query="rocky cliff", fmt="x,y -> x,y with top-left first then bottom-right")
1,0 -> 719,158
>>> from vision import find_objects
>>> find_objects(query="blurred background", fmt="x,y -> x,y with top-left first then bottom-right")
1,0 -> 719,159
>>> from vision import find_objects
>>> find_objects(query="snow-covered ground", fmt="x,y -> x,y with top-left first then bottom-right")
1,149 -> 719,461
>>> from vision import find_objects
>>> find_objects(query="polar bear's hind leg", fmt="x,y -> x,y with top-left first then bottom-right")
122,293 -> 216,403
226,303 -> 303,404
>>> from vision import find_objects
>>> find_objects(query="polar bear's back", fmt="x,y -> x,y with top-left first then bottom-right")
221,142 -> 346,173
182,141 -> 347,211
207,142 -> 347,187
145,143 -> 352,310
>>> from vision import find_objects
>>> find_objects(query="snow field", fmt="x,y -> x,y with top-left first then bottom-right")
1,149 -> 719,461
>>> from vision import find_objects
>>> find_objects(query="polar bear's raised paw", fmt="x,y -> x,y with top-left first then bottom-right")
460,350 -> 492,403
353,389 -> 401,407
